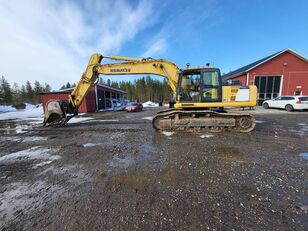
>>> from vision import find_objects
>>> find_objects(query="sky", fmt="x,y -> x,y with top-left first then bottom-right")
1,0 -> 308,89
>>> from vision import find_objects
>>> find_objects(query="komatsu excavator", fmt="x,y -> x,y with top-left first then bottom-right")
44,53 -> 257,132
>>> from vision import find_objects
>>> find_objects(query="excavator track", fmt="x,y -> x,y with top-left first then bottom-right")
152,109 -> 256,132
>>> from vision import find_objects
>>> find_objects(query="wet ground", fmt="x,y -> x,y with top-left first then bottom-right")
0,107 -> 307,230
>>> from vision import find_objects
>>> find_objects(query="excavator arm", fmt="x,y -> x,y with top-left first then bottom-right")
43,53 -> 180,126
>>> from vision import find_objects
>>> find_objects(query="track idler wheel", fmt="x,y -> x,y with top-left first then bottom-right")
236,116 -> 256,132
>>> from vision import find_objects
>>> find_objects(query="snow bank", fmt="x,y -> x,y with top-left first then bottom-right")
0,105 -> 17,112
0,104 -> 43,121
142,101 -> 159,107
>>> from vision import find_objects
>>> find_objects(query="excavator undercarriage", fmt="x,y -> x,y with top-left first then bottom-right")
152,109 -> 256,132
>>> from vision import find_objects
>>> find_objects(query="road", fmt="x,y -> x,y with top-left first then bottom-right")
0,107 -> 307,230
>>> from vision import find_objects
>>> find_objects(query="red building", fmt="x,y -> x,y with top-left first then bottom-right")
222,49 -> 308,104
41,84 -> 126,113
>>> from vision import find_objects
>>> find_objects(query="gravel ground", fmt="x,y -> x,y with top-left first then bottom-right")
0,107 -> 307,230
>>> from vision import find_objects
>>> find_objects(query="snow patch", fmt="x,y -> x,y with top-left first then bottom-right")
0,105 -> 17,112
200,134 -> 214,138
298,123 -> 307,126
32,160 -> 53,169
89,119 -> 119,123
22,136 -> 47,142
83,143 -> 101,148
0,136 -> 21,142
142,116 -> 153,120
68,117 -> 93,123
161,131 -> 174,137
143,101 -> 159,107
0,146 -> 60,164
15,125 -> 30,134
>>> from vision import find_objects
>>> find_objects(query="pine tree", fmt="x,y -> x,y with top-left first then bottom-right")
65,82 -> 71,88
12,83 -> 20,103
21,84 -> 27,99
44,83 -> 51,92
25,81 -> 34,103
0,76 -> 13,104
34,81 -> 42,94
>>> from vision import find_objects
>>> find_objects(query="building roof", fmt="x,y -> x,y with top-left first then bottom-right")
40,83 -> 127,95
222,48 -> 308,80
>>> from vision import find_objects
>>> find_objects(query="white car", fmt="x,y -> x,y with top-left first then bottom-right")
262,96 -> 308,112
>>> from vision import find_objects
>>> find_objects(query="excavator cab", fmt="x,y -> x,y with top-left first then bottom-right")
177,68 -> 222,104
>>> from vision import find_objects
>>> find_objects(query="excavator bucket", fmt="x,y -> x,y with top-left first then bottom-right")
43,100 -> 68,127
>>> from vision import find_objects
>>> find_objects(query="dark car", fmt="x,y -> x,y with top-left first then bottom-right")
125,103 -> 143,112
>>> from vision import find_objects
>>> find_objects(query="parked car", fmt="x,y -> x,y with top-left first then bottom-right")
125,103 -> 143,112
262,96 -> 308,112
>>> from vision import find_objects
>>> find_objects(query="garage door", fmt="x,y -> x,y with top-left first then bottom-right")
254,76 -> 281,105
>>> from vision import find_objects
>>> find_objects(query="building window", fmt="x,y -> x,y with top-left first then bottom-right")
294,90 -> 301,96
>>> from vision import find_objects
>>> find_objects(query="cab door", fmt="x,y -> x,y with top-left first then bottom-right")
200,69 -> 222,102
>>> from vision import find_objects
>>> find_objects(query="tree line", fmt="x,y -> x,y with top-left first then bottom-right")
0,75 -> 173,106
101,76 -> 173,103
0,76 -> 51,105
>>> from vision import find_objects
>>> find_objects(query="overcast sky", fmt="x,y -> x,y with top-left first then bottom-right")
1,0 -> 308,89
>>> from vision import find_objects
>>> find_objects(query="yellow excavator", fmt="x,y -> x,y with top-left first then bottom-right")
44,53 -> 257,132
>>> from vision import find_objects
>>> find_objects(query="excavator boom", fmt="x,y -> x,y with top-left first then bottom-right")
43,53 -> 180,126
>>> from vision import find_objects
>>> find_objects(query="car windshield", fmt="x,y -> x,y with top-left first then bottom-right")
299,97 -> 308,101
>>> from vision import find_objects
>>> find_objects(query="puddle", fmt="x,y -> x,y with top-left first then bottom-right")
299,153 -> 308,160
159,166 -> 187,182
0,121 -> 34,135
109,155 -> 134,169
108,143 -> 157,169
139,143 -> 157,153
200,134 -> 214,138
111,173 -> 150,190
161,131 -> 174,137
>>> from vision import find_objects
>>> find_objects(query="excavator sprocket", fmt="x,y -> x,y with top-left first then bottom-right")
152,109 -> 256,132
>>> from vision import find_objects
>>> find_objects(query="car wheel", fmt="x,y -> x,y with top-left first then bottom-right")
285,104 -> 293,112
263,103 -> 269,109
